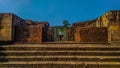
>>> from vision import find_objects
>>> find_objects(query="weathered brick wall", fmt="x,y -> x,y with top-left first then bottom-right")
0,13 -> 49,43
36,22 -> 49,41
12,14 -> 27,42
67,27 -> 74,41
25,20 -> 35,25
72,11 -> 120,28
15,25 -> 43,43
108,25 -> 120,42
0,26 -> 12,41
75,27 -> 108,43
96,11 -> 120,27
0,13 -> 13,41
12,14 -> 26,26
0,13 -> 27,42
0,13 -> 12,26
47,27 -> 54,41
73,11 -> 120,43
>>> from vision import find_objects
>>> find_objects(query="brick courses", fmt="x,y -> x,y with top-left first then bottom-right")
15,25 -> 43,43
74,27 -> 108,43
0,10 -> 120,43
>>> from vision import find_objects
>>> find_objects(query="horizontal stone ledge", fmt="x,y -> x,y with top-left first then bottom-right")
0,61 -> 120,65
0,56 -> 119,59
0,51 -> 120,53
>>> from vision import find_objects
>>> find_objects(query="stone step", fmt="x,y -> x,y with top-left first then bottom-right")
1,51 -> 120,52
0,51 -> 120,56
0,56 -> 120,62
0,61 -> 120,68
1,56 -> 119,58
1,44 -> 119,47
1,47 -> 120,51
0,44 -> 120,68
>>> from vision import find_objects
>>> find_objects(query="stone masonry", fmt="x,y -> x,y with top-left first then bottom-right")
0,10 -> 120,43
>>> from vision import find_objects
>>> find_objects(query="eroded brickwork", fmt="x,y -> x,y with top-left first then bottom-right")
35,22 -> 49,42
72,11 -> 120,43
0,13 -> 27,42
74,27 -> 108,43
0,14 -> 12,41
0,10 -> 120,43
67,27 -> 74,41
47,27 -> 54,41
15,25 -> 43,43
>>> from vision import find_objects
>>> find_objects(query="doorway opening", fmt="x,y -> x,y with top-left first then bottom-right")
58,31 -> 64,41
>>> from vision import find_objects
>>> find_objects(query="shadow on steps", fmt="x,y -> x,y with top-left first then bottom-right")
0,47 -> 9,62
0,41 -> 14,45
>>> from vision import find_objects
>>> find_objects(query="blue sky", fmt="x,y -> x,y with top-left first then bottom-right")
0,0 -> 120,26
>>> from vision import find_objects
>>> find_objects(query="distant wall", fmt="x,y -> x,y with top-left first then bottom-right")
67,27 -> 74,41
74,27 -> 108,43
36,22 -> 49,42
47,27 -> 54,41
15,25 -> 43,43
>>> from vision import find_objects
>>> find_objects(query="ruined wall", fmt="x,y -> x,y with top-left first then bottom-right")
1,11 -> 120,43
36,22 -> 49,42
12,14 -> 27,42
74,27 -> 108,43
67,27 -> 74,41
72,20 -> 96,28
15,25 -> 43,43
108,25 -> 120,42
47,27 -> 54,41
0,13 -> 13,42
0,13 -> 49,43
12,14 -> 26,26
96,11 -> 120,42
25,20 -> 36,25
0,13 -> 27,42
72,11 -> 120,28
96,11 -> 120,27
72,11 -> 120,43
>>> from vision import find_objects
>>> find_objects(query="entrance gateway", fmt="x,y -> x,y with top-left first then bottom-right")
54,20 -> 69,41
54,26 -> 68,41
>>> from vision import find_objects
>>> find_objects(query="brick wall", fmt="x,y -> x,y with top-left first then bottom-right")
25,20 -> 36,25
0,13 -> 13,41
0,13 -> 27,42
109,25 -> 120,41
75,27 -> 108,43
12,14 -> 26,26
67,27 -> 74,41
15,25 -> 43,43
47,27 -> 54,41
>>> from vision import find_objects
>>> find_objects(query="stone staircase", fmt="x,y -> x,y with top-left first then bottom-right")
0,44 -> 120,68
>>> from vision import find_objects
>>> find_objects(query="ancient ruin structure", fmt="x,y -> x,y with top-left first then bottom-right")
0,10 -> 120,43
0,13 -> 26,42
0,10 -> 120,68
73,10 -> 120,43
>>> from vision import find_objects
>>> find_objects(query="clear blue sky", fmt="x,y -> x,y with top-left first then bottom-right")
0,0 -> 120,26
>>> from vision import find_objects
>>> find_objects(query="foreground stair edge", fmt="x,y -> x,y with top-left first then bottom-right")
0,56 -> 120,58
1,51 -> 120,52
0,61 -> 120,65
1,44 -> 120,48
